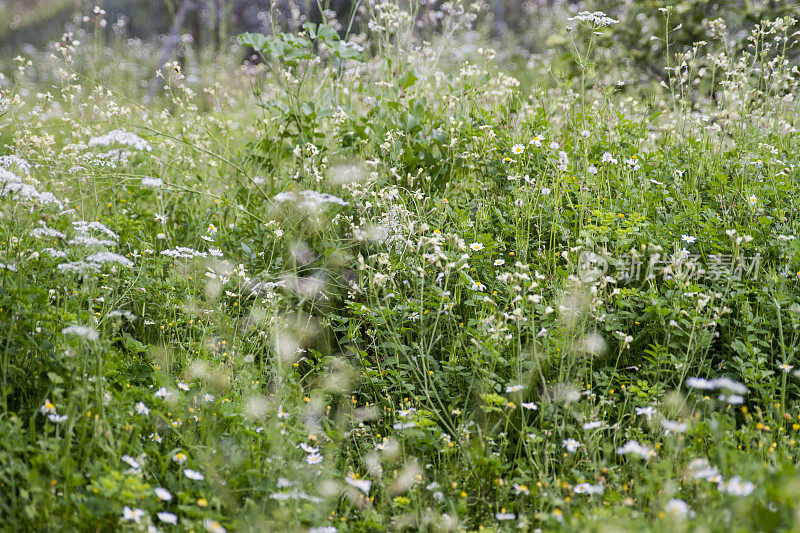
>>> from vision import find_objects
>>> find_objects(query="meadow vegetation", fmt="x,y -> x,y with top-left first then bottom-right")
2,1 -> 800,531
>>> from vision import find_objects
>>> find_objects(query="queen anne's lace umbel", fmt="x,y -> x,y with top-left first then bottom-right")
88,129 -> 152,151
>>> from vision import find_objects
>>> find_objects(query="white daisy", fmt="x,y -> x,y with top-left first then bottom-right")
122,506 -> 146,523
306,453 -> 323,465
158,511 -> 178,524
184,468 -> 205,481
121,455 -> 141,471
154,487 -> 172,501
344,474 -> 371,494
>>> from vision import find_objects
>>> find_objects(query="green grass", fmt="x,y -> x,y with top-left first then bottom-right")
1,2 -> 800,532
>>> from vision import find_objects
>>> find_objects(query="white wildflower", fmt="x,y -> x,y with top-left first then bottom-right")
62,325 -> 99,341
345,474 -> 371,494
122,506 -> 146,523
635,406 -> 657,420
273,190 -> 348,210
662,419 -> 688,434
718,476 -> 755,497
568,11 -> 619,27
89,129 -> 152,151
687,458 -> 722,482
616,440 -> 656,459
155,387 -> 173,400
85,252 -> 133,267
31,227 -> 66,239
184,468 -> 205,481
121,455 -> 141,471
601,152 -> 617,164
154,487 -> 172,501
306,454 -> 323,465
0,155 -> 31,174
141,177 -> 163,187
203,519 -> 227,533
664,499 -> 694,519
158,512 -> 178,525
574,482 -> 604,495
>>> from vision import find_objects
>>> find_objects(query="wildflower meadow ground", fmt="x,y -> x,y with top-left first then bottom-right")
2,1 -> 800,531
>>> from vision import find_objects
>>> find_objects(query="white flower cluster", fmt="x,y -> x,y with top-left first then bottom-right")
616,440 -> 657,459
0,168 -> 64,209
88,129 -> 152,151
141,177 -> 164,188
344,474 -> 371,493
688,458 -> 722,482
686,376 -> 747,394
269,488 -> 322,503
65,221 -> 119,249
95,149 -> 132,162
40,398 -> 68,424
718,476 -> 755,497
273,190 -> 349,210
574,482 -> 604,495
57,261 -> 102,274
665,499 -> 695,519
73,220 -> 119,242
42,248 -> 67,258
568,11 -> 619,27
108,310 -> 137,321
31,226 -> 66,239
85,252 -> 133,267
62,324 -> 100,341
161,247 -> 208,259
68,236 -> 118,247
53,221 -> 130,274
59,230 -> 111,270
687,458 -> 755,496
0,155 -> 31,174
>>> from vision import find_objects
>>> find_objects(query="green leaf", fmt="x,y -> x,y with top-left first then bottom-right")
302,22 -> 319,39
237,32 -> 270,53
328,40 -> 362,61
398,69 -> 418,90
316,24 -> 340,44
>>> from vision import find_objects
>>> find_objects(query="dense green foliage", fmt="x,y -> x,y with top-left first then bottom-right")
2,1 -> 800,531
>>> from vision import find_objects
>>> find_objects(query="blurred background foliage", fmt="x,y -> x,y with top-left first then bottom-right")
1,0 -> 800,92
